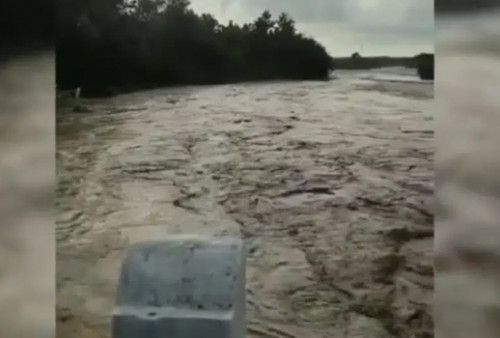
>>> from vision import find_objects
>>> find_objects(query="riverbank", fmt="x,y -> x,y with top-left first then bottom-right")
332,54 -> 434,80
57,3 -> 332,98
58,75 -> 333,99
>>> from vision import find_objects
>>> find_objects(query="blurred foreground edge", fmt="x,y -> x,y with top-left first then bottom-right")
435,7 -> 500,338
113,237 -> 246,338
0,49 -> 55,338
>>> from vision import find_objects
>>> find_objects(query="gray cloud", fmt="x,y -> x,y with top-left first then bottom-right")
189,0 -> 434,56
228,0 -> 347,22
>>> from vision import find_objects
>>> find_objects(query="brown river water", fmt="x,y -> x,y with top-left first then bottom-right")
56,74 -> 433,337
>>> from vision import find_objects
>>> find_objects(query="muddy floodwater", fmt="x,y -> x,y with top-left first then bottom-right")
56,73 -> 433,337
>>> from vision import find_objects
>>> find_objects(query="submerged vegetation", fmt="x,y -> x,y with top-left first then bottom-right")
57,0 -> 333,97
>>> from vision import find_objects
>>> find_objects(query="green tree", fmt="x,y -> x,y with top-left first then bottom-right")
200,13 -> 220,33
127,0 -> 164,21
56,1 -> 334,96
253,10 -> 275,35
275,12 -> 295,36
165,0 -> 190,13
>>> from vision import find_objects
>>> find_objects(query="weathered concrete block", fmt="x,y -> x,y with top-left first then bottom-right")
112,236 -> 246,338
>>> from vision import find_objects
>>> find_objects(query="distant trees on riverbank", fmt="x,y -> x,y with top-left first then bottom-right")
57,0 -> 333,97
332,52 -> 434,81
332,55 -> 417,70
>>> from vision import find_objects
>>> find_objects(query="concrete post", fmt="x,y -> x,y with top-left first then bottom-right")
112,236 -> 246,338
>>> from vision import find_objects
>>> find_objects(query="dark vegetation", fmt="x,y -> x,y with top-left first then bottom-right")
416,53 -> 434,80
435,0 -> 500,15
0,0 -> 53,60
57,0 -> 334,97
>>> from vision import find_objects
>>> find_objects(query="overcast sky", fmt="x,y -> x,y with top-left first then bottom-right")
189,0 -> 434,57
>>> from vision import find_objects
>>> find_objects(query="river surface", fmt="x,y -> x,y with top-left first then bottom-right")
56,72 -> 433,337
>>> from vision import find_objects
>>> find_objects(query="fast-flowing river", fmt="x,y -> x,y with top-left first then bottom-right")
56,72 -> 433,338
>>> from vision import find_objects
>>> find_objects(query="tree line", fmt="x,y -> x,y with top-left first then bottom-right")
1,0 -> 53,60
57,0 -> 333,97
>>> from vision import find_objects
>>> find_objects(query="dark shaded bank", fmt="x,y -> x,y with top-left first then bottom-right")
57,0 -> 332,98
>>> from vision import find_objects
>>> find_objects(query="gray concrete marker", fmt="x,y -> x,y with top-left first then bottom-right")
112,236 -> 246,338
